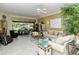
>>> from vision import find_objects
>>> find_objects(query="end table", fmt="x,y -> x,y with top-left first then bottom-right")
38,45 -> 53,55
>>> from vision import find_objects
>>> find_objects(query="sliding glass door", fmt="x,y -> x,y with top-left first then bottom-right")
12,22 -> 34,31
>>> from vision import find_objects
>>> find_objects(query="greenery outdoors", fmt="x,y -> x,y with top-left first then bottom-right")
61,4 -> 79,35
12,22 -> 34,31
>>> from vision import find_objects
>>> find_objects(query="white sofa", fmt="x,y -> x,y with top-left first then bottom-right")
43,29 -> 63,38
48,35 -> 75,55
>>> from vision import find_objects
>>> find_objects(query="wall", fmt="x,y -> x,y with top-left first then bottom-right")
11,17 -> 35,22
38,13 -> 63,30
0,12 -> 36,35
0,21 -> 1,28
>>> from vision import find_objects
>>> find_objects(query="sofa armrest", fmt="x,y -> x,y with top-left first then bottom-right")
49,41 -> 65,53
62,39 -> 74,54
64,39 -> 74,47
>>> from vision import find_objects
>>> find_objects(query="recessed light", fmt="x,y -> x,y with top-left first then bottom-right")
37,8 -> 47,14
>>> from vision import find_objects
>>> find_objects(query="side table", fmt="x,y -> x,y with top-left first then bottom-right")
68,42 -> 79,55
75,45 -> 79,55
38,45 -> 53,55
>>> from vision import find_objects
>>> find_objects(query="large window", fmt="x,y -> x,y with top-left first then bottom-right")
12,22 -> 34,30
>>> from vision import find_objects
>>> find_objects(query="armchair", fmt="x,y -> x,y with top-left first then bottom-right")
10,30 -> 18,38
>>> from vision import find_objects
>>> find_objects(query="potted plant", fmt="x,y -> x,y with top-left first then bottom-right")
61,4 -> 79,37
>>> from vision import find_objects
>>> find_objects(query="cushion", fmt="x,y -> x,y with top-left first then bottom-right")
47,30 -> 54,35
43,31 -> 48,35
32,32 -> 39,36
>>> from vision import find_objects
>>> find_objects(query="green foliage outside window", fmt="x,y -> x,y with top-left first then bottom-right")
13,23 -> 33,31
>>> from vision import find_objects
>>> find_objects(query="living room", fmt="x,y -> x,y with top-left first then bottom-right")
0,3 -> 79,55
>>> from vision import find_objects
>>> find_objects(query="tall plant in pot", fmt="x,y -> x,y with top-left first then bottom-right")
61,4 -> 79,37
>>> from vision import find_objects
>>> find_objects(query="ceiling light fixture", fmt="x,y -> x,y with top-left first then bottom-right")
37,8 -> 47,14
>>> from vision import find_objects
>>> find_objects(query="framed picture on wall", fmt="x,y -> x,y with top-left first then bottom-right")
50,18 -> 62,28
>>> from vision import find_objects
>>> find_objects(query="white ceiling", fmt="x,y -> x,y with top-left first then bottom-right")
0,3 -> 67,19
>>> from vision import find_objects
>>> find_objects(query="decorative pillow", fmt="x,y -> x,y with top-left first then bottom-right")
52,31 -> 55,35
43,31 -> 47,36
32,32 -> 39,36
47,30 -> 53,35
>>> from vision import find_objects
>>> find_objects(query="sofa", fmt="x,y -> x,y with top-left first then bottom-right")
43,29 -> 64,38
0,34 -> 13,46
48,35 -> 75,55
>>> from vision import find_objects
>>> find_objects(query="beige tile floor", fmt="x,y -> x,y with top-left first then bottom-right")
0,35 -> 38,55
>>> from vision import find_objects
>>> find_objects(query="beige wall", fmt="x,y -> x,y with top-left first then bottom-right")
0,13 -> 36,35
11,17 -> 35,23
38,13 -> 63,30
0,21 -> 1,28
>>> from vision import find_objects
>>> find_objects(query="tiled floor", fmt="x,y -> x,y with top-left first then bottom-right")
0,35 -> 38,55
